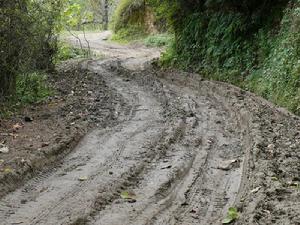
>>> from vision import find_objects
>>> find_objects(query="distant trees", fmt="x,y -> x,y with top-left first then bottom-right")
0,0 -> 61,99
0,0 -> 115,100
66,0 -> 113,30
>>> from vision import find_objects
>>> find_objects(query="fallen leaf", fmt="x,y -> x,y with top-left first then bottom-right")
120,191 -> 137,202
161,165 -> 172,169
222,207 -> 239,224
78,176 -> 88,181
0,132 -> 19,138
287,181 -> 299,188
4,168 -> 13,173
24,116 -> 33,122
217,159 -> 238,171
12,123 -> 23,131
10,133 -> 19,139
250,186 -> 261,194
190,209 -> 197,214
222,217 -> 233,224
0,144 -> 9,154
41,142 -> 50,148
11,221 -> 24,224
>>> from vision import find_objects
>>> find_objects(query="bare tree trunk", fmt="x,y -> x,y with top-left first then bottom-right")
82,25 -> 91,57
0,70 -> 16,99
103,0 -> 109,30
65,26 -> 84,50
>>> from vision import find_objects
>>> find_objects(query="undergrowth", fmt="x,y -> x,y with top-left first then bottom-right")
246,6 -> 300,113
0,42 -> 86,118
112,0 -> 145,32
0,72 -> 53,118
161,0 -> 300,115
143,33 -> 174,47
16,72 -> 53,104
111,25 -> 147,43
55,42 -> 89,62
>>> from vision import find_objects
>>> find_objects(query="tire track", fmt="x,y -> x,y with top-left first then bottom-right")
1,32 -> 299,225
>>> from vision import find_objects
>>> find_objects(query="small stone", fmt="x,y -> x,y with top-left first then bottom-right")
41,142 -> 50,148
0,144 -> 9,154
190,209 -> 197,214
161,165 -> 172,169
250,186 -> 261,194
24,116 -> 33,122
78,176 -> 88,181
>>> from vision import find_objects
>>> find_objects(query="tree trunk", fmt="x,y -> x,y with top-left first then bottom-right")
103,0 -> 109,30
0,70 -> 16,99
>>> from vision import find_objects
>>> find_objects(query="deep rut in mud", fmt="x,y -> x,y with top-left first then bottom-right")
1,33 -> 300,225
0,59 -> 244,225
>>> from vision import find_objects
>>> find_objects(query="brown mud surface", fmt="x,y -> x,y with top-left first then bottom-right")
0,32 -> 299,225
0,62 -> 125,198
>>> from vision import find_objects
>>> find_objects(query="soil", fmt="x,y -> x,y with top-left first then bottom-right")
0,61 -> 126,198
0,32 -> 299,225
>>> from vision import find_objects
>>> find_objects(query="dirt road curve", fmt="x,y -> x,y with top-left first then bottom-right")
1,32 -> 300,225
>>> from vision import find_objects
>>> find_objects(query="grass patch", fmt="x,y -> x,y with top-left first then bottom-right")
0,72 -> 54,118
111,25 -> 147,43
112,0 -> 145,32
55,42 -> 89,63
160,2 -> 300,115
16,72 -> 53,104
143,33 -> 174,47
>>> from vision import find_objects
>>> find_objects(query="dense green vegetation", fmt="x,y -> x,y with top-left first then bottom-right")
0,0 -> 107,111
143,34 -> 174,47
111,0 -> 147,41
111,0 -> 176,41
157,0 -> 300,114
1,0 -> 300,115
55,42 -> 89,62
0,0 -> 61,99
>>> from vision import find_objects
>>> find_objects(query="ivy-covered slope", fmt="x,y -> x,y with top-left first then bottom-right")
111,0 -> 176,41
162,0 -> 300,114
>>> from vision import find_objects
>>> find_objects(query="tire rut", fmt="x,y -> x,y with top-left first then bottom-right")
78,66 -> 247,225
1,32 -> 299,225
0,61 -> 165,225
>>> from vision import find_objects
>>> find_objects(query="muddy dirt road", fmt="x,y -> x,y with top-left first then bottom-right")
1,32 -> 300,225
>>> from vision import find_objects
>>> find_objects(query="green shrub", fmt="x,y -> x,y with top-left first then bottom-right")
246,5 -> 300,113
16,72 -> 53,104
0,72 -> 53,118
111,25 -> 147,43
0,0 -> 61,97
160,0 -> 300,114
143,33 -> 174,47
113,0 -> 145,32
55,42 -> 88,62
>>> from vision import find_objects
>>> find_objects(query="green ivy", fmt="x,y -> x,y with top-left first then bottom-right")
160,0 -> 300,115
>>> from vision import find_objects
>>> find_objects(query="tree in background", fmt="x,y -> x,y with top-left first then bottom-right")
0,1 -> 25,98
103,0 -> 109,30
63,0 -> 113,30
0,0 -> 62,100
